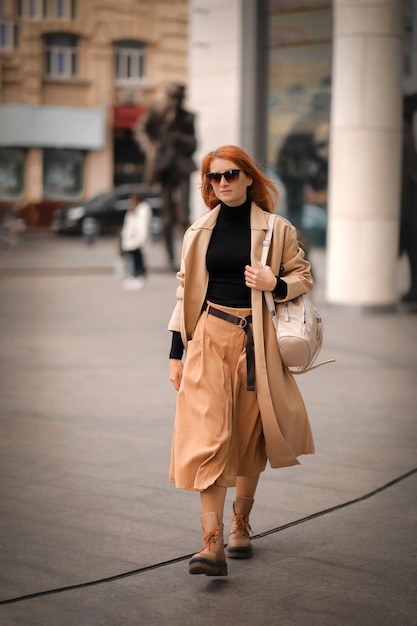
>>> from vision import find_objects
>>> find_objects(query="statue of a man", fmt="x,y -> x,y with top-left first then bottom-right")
137,83 -> 197,268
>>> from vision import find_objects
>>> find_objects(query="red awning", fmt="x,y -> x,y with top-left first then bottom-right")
113,106 -> 146,129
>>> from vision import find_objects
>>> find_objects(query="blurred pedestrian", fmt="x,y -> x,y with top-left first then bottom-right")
168,145 -> 314,577
276,130 -> 327,225
82,217 -> 99,246
136,83 -> 197,270
120,193 -> 151,290
399,95 -> 417,303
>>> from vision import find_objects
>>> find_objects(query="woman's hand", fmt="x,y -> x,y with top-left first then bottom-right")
244,265 -> 277,291
169,359 -> 183,391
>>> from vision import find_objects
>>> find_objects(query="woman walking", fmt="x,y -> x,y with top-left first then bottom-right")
168,145 -> 314,576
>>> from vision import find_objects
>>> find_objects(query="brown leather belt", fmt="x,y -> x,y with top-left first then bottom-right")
203,302 -> 255,391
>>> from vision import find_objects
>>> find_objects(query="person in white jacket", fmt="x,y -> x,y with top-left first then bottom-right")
120,194 -> 151,290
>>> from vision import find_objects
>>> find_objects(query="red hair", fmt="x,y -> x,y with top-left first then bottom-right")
200,145 -> 279,213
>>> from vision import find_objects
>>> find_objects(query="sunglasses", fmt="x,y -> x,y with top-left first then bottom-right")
206,169 -> 241,184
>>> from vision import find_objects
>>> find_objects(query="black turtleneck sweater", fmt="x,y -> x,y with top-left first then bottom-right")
169,200 -> 287,359
206,199 -> 252,307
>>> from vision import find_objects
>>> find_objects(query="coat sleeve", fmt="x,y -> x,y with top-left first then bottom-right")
273,218 -> 313,302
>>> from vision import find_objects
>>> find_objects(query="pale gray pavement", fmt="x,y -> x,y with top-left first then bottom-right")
0,230 -> 416,626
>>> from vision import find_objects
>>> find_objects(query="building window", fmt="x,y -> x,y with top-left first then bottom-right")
43,149 -> 83,199
404,0 -> 416,82
19,0 -> 77,19
115,41 -> 146,82
45,33 -> 78,78
17,0 -> 44,18
54,0 -> 76,19
0,20 -> 18,51
0,148 -> 24,198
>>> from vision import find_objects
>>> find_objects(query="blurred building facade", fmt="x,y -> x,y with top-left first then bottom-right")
0,0 -> 189,225
1,0 -> 415,307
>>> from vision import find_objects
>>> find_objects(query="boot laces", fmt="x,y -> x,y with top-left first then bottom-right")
231,514 -> 252,537
203,527 -> 220,550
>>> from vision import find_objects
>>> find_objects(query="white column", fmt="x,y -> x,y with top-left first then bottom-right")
188,0 -> 244,219
326,0 -> 403,307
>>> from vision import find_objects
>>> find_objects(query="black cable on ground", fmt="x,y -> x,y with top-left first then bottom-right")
0,466 -> 416,607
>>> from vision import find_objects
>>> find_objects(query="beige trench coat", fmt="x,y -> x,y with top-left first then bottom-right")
168,202 -> 315,468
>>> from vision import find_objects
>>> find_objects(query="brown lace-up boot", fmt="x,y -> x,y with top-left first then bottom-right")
225,496 -> 254,559
189,512 -> 228,576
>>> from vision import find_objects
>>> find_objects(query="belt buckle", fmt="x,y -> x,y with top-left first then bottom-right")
238,317 -> 248,329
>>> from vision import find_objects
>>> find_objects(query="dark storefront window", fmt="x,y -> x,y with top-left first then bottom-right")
113,128 -> 145,185
0,148 -> 25,198
43,149 -> 83,199
266,0 -> 332,242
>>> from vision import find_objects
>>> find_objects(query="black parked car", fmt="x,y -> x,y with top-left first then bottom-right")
51,184 -> 163,237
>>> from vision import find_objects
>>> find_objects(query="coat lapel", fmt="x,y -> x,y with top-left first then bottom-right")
190,204 -> 221,232
181,206 -> 221,341
250,204 -> 270,269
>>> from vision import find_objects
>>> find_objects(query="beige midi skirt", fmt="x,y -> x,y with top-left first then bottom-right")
169,302 -> 267,491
